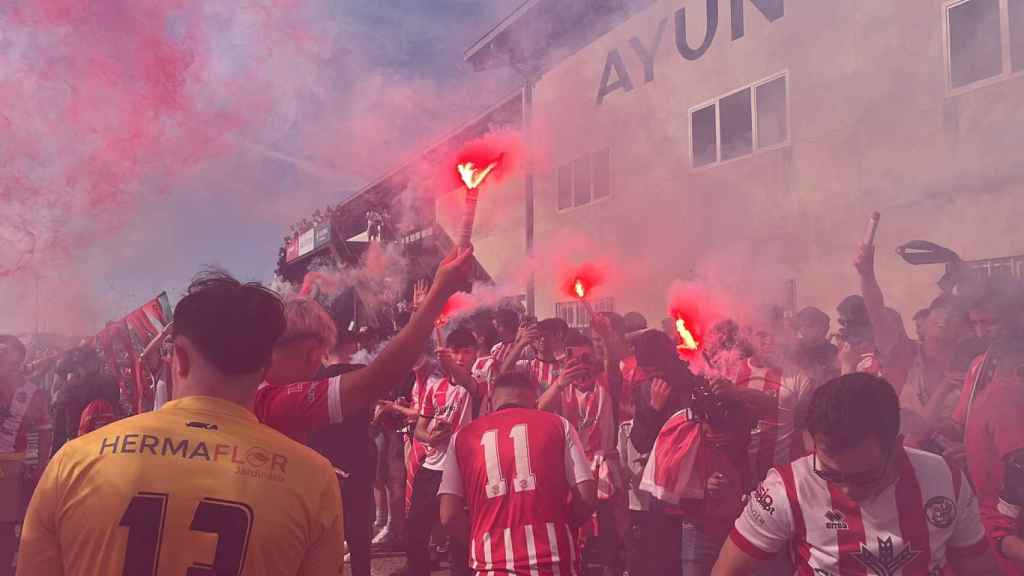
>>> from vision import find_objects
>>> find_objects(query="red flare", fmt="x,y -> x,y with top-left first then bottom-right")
457,160 -> 499,191
674,316 -> 700,351
561,263 -> 604,300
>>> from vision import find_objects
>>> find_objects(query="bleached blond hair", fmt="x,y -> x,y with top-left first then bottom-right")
280,298 -> 336,351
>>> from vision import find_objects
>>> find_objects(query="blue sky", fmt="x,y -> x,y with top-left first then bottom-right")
0,0 -> 519,334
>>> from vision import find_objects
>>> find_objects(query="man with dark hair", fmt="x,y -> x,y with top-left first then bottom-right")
791,306 -> 839,383
622,312 -> 648,334
18,271 -> 346,576
952,278 -> 1024,434
438,371 -> 597,575
959,339 -> 1024,574
466,308 -> 522,418
889,295 -> 972,450
499,318 -> 570,392
1,334 -> 47,574
733,315 -> 818,484
537,332 -> 623,574
489,308 -> 521,367
713,373 -> 1000,576
405,328 -> 478,576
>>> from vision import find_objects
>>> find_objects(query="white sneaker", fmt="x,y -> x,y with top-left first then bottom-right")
372,525 -> 399,546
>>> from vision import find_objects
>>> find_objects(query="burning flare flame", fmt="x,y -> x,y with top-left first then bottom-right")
675,317 -> 699,351
574,279 -> 586,299
457,161 -> 499,190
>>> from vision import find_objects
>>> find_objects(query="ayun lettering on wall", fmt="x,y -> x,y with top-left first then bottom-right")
597,0 -> 785,105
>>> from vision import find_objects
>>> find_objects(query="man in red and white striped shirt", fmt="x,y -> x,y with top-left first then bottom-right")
713,373 -> 1000,576
405,328 -> 479,576
735,324 -> 817,483
440,371 -> 597,576
499,318 -> 568,393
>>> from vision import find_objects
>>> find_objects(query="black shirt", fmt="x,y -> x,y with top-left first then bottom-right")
306,363 -> 376,481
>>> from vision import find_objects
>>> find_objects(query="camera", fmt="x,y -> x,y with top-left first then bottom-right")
689,377 -> 746,430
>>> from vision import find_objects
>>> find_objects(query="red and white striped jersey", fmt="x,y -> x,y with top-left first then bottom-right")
419,377 -> 473,471
514,358 -> 563,392
406,371 -> 441,511
490,341 -> 517,368
439,407 -> 593,576
731,448 -> 988,575
735,360 -> 816,482
471,356 -> 497,416
558,382 -> 617,498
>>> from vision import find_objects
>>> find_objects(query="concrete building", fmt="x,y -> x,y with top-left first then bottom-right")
281,0 -> 1023,332
463,0 -> 1024,328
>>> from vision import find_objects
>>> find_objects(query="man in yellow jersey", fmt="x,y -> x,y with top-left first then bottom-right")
16,272 -> 344,576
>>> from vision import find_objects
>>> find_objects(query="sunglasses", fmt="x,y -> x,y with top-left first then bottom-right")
812,443 -> 894,487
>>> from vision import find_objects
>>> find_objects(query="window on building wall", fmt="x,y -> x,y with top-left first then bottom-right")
558,165 -> 573,211
947,0 -> 1002,88
966,254 -> 1024,279
554,298 -> 615,330
1010,0 -> 1024,71
557,148 -> 612,211
756,76 -> 788,148
721,88 -> 753,161
691,104 -> 718,168
945,0 -> 1023,90
574,155 -> 592,206
593,148 -> 611,200
689,73 -> 789,168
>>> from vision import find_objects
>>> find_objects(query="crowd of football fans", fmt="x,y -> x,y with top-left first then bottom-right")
2,241 -> 1024,576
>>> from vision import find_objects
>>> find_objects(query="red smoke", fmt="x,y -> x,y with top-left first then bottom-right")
666,281 -> 732,360
0,1 -> 331,277
560,263 -> 606,300
436,293 -> 476,328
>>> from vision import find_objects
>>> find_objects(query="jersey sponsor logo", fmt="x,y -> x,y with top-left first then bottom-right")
754,484 -> 776,515
924,496 -> 956,529
98,434 -> 289,477
186,421 -> 219,430
851,537 -> 920,576
824,510 -> 849,530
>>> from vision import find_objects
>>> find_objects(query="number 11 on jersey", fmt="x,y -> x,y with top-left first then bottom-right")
480,423 -> 537,499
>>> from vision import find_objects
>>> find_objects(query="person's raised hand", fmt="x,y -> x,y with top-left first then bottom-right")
650,377 -> 671,411
854,243 -> 875,278
516,322 -> 540,348
556,360 -> 588,390
431,246 -> 475,300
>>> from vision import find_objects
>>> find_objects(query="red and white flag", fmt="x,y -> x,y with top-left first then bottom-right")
640,409 -> 704,504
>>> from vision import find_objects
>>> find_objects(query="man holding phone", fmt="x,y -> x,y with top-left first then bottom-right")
404,329 -> 478,576
538,332 -> 622,574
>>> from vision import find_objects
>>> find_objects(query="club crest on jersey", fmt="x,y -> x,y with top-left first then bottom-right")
924,496 -> 956,529
824,510 -> 848,530
852,537 -> 920,576
754,484 -> 775,515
